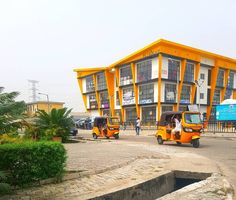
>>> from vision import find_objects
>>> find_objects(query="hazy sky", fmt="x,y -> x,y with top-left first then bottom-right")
1,0 -> 236,112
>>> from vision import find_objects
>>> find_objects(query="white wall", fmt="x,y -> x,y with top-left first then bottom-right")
200,57 -> 215,66
161,56 -> 169,79
82,78 -> 86,93
196,66 -> 209,105
86,95 -> 90,109
233,73 -> 236,89
152,57 -> 158,79
154,82 -> 158,102
160,82 -> 166,102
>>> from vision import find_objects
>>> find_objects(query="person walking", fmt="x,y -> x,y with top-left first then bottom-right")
135,117 -> 141,135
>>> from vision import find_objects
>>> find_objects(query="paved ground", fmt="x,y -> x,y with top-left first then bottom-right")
1,130 -> 235,199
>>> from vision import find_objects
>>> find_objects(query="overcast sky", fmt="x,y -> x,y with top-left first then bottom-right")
1,0 -> 236,112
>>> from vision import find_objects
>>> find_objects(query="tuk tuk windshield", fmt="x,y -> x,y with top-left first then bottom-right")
109,118 -> 120,125
184,113 -> 201,124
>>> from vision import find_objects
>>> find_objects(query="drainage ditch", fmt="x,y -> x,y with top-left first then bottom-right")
90,171 -> 212,200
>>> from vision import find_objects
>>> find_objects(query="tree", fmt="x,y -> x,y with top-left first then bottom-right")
0,87 -> 26,134
36,108 -> 74,142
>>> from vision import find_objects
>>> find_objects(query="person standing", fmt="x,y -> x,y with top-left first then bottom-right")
135,117 -> 141,135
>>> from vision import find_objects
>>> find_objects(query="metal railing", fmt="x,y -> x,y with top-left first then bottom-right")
203,120 -> 236,133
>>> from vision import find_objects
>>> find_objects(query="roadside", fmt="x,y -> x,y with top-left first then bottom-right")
1,136 -> 234,200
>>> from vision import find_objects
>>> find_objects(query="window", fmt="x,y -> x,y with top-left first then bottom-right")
120,65 -> 133,86
224,89 -> 232,99
86,76 -> 95,92
139,84 -> 154,104
179,106 -> 187,111
115,109 -> 121,119
142,106 -> 156,126
100,92 -> 109,108
165,83 -> 177,103
216,70 -> 224,87
168,59 -> 180,81
200,93 -> 204,100
213,89 -> 221,105
184,63 -> 194,82
162,105 -> 173,113
227,72 -> 234,89
89,94 -> 97,109
137,60 -> 152,82
97,72 -> 107,90
180,85 -> 191,104
123,87 -> 135,105
116,91 -> 120,106
200,73 -> 205,80
125,108 -> 136,124
103,110 -> 110,116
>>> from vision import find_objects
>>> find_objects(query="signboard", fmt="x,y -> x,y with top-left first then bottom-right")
216,104 -> 236,121
123,89 -> 135,105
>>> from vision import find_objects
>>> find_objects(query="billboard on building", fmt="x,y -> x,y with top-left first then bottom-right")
216,104 -> 236,121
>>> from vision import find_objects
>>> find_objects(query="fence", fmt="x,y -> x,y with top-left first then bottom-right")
204,120 -> 236,133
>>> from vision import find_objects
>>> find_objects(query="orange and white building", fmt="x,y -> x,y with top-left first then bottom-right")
74,39 -> 236,125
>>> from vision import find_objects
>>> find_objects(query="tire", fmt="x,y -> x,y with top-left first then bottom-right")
114,134 -> 119,139
192,139 -> 200,148
157,136 -> 163,144
176,141 -> 182,145
106,136 -> 110,139
92,133 -> 98,139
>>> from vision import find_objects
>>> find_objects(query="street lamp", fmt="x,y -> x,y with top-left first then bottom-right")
38,92 -> 50,113
194,79 -> 204,112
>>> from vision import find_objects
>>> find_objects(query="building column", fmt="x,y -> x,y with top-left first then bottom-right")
93,74 -> 102,116
77,77 -> 88,112
105,70 -> 115,116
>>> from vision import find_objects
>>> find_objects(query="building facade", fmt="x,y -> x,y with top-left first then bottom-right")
27,101 -> 64,117
74,39 -> 236,125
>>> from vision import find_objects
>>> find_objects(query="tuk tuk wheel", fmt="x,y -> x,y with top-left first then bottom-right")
157,136 -> 163,144
114,134 -> 119,139
106,136 -> 110,139
92,133 -> 98,139
192,139 -> 200,148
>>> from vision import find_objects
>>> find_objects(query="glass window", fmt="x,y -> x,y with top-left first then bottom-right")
86,76 -> 95,92
162,105 -> 173,113
102,110 -> 110,116
184,113 -> 201,124
179,106 -> 187,111
120,65 -> 133,86
216,70 -> 224,87
200,73 -> 205,80
142,106 -> 156,126
139,84 -> 154,104
180,85 -> 191,104
97,72 -> 107,90
137,60 -> 152,82
165,83 -> 177,103
100,92 -> 109,108
116,91 -> 120,106
122,87 -> 135,105
200,93 -> 204,100
115,109 -> 121,119
125,108 -> 136,124
89,94 -> 97,109
184,63 -> 194,82
227,72 -> 234,89
168,59 -> 180,81
213,89 -> 221,105
224,89 -> 232,99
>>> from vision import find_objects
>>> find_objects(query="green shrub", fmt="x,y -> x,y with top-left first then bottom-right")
0,171 -> 11,195
0,141 -> 67,187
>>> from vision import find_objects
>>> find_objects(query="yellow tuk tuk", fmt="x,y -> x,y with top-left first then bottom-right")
92,116 -> 120,139
156,111 -> 203,148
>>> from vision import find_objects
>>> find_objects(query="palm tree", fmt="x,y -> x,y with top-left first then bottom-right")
36,108 -> 74,142
0,87 -> 26,134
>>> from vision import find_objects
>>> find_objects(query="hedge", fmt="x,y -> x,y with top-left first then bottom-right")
0,141 -> 67,187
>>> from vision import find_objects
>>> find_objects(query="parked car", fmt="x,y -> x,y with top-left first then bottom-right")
70,121 -> 78,136
84,117 -> 95,130
76,118 -> 86,128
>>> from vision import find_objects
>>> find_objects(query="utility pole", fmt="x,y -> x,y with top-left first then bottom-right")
28,80 -> 39,102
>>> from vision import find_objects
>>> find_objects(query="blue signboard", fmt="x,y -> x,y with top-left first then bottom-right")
216,104 -> 236,121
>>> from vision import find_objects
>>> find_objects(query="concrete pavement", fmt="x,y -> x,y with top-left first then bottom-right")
0,132 -> 235,200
